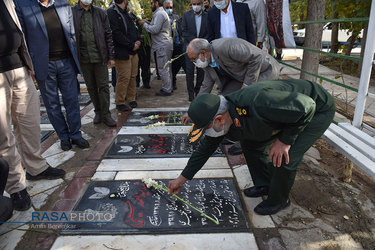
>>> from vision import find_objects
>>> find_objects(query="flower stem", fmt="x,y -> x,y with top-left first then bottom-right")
163,52 -> 187,69
152,182 -> 219,225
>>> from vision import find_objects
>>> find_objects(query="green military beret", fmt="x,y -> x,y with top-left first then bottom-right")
187,94 -> 220,143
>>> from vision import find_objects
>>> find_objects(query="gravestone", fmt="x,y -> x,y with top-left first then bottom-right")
124,111 -> 188,126
40,130 -> 53,142
104,134 -> 224,159
62,178 -> 250,235
39,94 -> 91,107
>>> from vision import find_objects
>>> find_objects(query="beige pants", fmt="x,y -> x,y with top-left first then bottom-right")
115,54 -> 139,105
0,67 -> 48,194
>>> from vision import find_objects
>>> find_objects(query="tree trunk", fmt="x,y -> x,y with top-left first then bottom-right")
357,23 -> 368,75
344,34 -> 359,56
330,5 -> 339,54
300,0 -> 326,81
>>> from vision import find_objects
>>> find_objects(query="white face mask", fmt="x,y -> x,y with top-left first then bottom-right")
193,54 -> 209,68
81,0 -> 92,5
214,0 -> 227,10
192,5 -> 202,13
205,119 -> 231,137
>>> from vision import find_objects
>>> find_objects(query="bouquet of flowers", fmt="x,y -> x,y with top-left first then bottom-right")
127,0 -> 151,47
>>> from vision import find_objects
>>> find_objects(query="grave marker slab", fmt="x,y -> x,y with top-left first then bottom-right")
62,178 -> 250,235
124,111 -> 189,126
104,134 -> 224,159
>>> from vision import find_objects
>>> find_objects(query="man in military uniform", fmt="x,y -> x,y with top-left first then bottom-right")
168,79 -> 335,215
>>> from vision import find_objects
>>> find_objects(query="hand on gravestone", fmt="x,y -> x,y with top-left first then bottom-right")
181,114 -> 190,125
168,175 -> 187,194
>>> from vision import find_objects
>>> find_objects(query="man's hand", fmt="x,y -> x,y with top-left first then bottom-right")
269,138 -> 291,167
138,19 -> 146,26
133,43 -> 140,51
181,113 -> 190,125
168,175 -> 187,194
107,60 -> 115,69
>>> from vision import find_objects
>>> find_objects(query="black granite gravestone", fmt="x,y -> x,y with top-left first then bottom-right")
40,130 -> 53,142
61,178 -> 250,235
39,94 -> 91,107
104,134 -> 224,159
124,111 -> 188,126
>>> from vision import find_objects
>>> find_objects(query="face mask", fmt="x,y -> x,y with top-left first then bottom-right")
192,5 -> 202,13
214,0 -> 227,10
193,54 -> 209,68
165,8 -> 173,15
205,119 -> 230,137
81,0 -> 92,5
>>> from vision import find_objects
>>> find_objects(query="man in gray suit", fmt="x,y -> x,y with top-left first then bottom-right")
181,0 -> 208,101
183,37 -> 280,155
188,38 -> 280,95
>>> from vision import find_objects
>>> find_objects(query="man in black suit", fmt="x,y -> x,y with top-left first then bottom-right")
181,0 -> 208,101
207,0 -> 255,45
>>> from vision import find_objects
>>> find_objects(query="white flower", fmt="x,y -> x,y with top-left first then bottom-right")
145,121 -> 166,129
145,115 -> 160,120
142,177 -> 158,188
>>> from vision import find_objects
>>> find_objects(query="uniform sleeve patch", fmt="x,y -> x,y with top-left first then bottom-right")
235,106 -> 249,117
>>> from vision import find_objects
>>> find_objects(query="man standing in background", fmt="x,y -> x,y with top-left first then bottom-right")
181,0 -> 208,101
139,0 -> 173,97
72,0 -> 117,127
14,0 -> 90,151
108,0 -> 141,111
240,0 -> 266,48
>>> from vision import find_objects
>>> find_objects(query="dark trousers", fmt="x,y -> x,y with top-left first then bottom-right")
81,62 -> 110,116
241,107 -> 335,205
137,45 -> 151,87
171,43 -> 186,87
0,158 -> 13,224
154,51 -> 160,78
185,54 -> 204,98
38,58 -> 82,141
111,67 -> 117,89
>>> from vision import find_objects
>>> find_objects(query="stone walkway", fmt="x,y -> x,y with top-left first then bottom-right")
0,60 -> 374,249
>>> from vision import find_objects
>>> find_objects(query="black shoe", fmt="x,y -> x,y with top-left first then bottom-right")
173,84 -> 177,90
116,104 -> 129,112
243,186 -> 269,197
11,189 -> 31,211
228,144 -> 243,155
26,166 -> 66,180
143,84 -> 151,89
188,96 -> 194,102
103,114 -> 117,127
155,90 -> 171,96
275,53 -> 282,61
157,76 -> 161,80
129,101 -> 137,109
93,113 -> 101,124
254,199 -> 291,215
61,139 -> 72,151
71,137 -> 90,149
0,196 -> 13,224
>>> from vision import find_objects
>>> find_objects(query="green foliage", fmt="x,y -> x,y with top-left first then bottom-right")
290,0 -> 308,29
67,0 -> 113,9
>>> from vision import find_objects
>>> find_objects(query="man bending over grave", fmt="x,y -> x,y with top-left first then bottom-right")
168,79 -> 335,215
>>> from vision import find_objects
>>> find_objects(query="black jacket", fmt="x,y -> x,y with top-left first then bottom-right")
107,4 -> 141,60
72,4 -> 115,63
181,10 -> 208,48
207,2 -> 255,45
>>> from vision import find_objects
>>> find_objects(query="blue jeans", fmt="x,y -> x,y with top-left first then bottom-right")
38,58 -> 82,141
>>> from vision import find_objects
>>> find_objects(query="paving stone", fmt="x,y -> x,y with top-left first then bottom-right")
118,126 -> 190,135
0,209 -> 34,235
59,177 -> 89,200
31,186 -> 60,210
233,165 -> 253,189
97,157 -> 230,172
304,146 -> 321,160
271,203 -> 315,226
52,199 -> 77,211
45,150 -> 75,168
42,141 -> 64,158
243,196 -> 275,229
27,178 -> 64,197
51,233 -> 257,249
0,225 -> 28,250
91,172 -> 117,181
115,169 -> 234,180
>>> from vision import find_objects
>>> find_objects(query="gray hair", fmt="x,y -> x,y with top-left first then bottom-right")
163,0 -> 173,7
191,0 -> 204,4
215,95 -> 229,116
188,38 -> 211,55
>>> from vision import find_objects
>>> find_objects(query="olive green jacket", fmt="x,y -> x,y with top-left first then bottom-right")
181,79 -> 335,180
